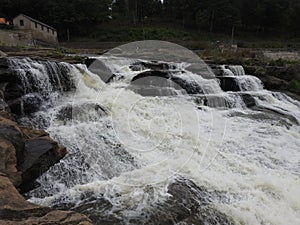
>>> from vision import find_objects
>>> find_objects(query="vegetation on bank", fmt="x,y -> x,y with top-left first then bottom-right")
1,0 -> 300,42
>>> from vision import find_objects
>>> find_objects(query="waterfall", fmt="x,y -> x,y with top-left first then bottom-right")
236,75 -> 264,91
228,65 -> 245,76
7,54 -> 300,225
8,57 -> 73,97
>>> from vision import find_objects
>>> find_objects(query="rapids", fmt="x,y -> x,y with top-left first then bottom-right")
7,42 -> 300,225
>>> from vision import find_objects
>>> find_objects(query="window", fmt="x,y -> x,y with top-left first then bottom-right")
20,20 -> 24,26
41,25 -> 44,30
47,27 -> 49,33
52,30 -> 54,35
35,22 -> 37,28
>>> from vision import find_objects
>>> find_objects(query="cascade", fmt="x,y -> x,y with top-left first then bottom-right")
5,53 -> 300,225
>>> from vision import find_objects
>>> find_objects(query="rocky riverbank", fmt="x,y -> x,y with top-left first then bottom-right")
0,57 -> 92,224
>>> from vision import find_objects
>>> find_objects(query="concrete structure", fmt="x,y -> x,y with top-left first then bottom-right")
13,14 -> 58,45
0,29 -> 33,46
0,14 -> 58,46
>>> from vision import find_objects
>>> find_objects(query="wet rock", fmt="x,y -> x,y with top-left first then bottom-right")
0,117 -> 25,169
0,116 -> 67,192
56,103 -> 106,122
146,178 -> 234,225
84,58 -> 115,83
0,173 -> 93,225
0,57 -> 9,68
0,58 -> 19,83
130,61 -> 176,71
20,136 -> 67,192
217,76 -> 241,92
0,99 -> 11,119
0,138 -> 22,186
0,82 -> 23,100
131,71 -> 204,96
240,93 -> 257,108
7,94 -> 43,116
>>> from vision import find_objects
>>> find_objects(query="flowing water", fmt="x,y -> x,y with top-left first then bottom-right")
7,50 -> 300,225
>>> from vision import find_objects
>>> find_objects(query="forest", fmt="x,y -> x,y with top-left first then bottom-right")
1,0 -> 300,40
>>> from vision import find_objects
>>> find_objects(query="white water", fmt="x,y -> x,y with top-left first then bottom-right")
8,57 -> 300,224
228,65 -> 246,76
236,75 -> 264,92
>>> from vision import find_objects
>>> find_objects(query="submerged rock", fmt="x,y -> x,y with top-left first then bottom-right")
131,70 -> 205,96
146,178 -> 234,225
63,177 -> 234,225
84,58 -> 115,83
56,103 -> 106,123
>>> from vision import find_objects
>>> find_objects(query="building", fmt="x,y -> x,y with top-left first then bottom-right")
13,14 -> 58,45
0,14 -> 58,46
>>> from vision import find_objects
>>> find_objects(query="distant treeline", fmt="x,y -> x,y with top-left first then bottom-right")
1,0 -> 300,38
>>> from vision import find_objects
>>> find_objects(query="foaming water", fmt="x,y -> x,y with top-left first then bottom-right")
236,75 -> 264,91
9,56 -> 300,225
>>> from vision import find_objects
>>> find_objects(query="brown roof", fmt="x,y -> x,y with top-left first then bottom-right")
14,14 -> 56,31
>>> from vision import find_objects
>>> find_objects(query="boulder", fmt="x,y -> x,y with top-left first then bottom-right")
0,117 -> 25,169
0,51 -> 7,57
263,76 -> 289,90
0,58 -> 19,83
149,178 -> 234,225
131,70 -> 204,95
130,61 -> 176,71
217,76 -> 241,92
286,64 -> 300,83
0,138 -> 22,186
0,116 -> 67,191
0,57 -> 9,68
56,103 -> 106,122
0,82 -> 23,100
20,136 -> 67,192
0,174 -> 93,225
84,58 -> 115,83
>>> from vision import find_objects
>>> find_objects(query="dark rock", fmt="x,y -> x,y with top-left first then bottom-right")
240,93 -> 257,108
0,174 -> 93,225
286,64 -> 300,83
0,57 -> 9,68
0,82 -> 24,100
130,71 -> 184,96
0,117 -> 25,169
130,61 -> 176,71
0,98 -> 9,112
148,178 -> 235,225
0,116 -> 67,192
252,104 -> 299,125
132,70 -> 171,82
209,64 -> 224,76
263,76 -> 289,90
56,103 -> 106,122
0,68 -> 19,83
172,75 -> 204,94
217,76 -> 241,92
6,94 -> 43,116
131,70 -> 205,96
22,94 -> 43,115
0,99 -> 11,119
20,136 -> 67,192
0,138 -> 22,186
84,58 -> 115,83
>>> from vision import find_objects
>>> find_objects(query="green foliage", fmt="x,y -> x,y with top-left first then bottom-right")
289,80 -> 300,93
0,0 -> 299,40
